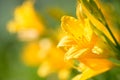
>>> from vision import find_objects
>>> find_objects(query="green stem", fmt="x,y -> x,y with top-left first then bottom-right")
105,23 -> 119,48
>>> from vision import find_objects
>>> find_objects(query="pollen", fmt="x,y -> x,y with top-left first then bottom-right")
92,46 -> 103,54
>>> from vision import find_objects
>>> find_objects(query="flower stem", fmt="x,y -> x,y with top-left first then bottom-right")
105,23 -> 119,48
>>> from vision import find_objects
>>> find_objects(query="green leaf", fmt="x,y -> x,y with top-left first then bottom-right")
108,58 -> 120,66
80,0 -> 106,25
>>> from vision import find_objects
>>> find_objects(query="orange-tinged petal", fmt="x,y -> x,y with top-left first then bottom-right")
73,61 -> 113,80
77,49 -> 113,70
80,58 -> 113,70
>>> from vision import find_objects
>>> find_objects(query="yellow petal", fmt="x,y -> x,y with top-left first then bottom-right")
84,19 -> 93,42
48,46 -> 67,69
14,1 -> 44,34
7,21 -> 19,33
37,61 -> 52,77
73,62 -> 113,80
64,47 -> 88,61
61,16 -> 93,47
80,58 -> 113,70
78,50 -> 113,69
21,42 -> 41,66
72,74 -> 82,80
57,36 -> 76,48
80,65 -> 112,80
76,2 -> 84,21
58,69 -> 70,80
61,16 -> 84,43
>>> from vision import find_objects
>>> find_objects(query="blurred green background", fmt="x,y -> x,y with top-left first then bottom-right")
0,0 -> 120,80
0,0 -> 76,80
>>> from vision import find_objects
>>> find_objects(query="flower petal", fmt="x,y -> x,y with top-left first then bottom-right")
61,16 -> 84,44
57,36 -> 77,48
73,61 -> 113,80
64,47 -> 88,61
61,16 -> 93,47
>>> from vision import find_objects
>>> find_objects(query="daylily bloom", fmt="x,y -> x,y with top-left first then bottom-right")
7,1 -> 44,41
21,40 -> 50,66
22,38 -> 71,80
57,0 -> 120,79
58,15 -> 114,80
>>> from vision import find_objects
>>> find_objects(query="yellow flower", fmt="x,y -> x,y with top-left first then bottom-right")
7,1 -> 44,41
22,38 -> 54,66
58,15 -> 114,80
22,38 -> 71,80
37,38 -> 71,80
22,42 -> 44,66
